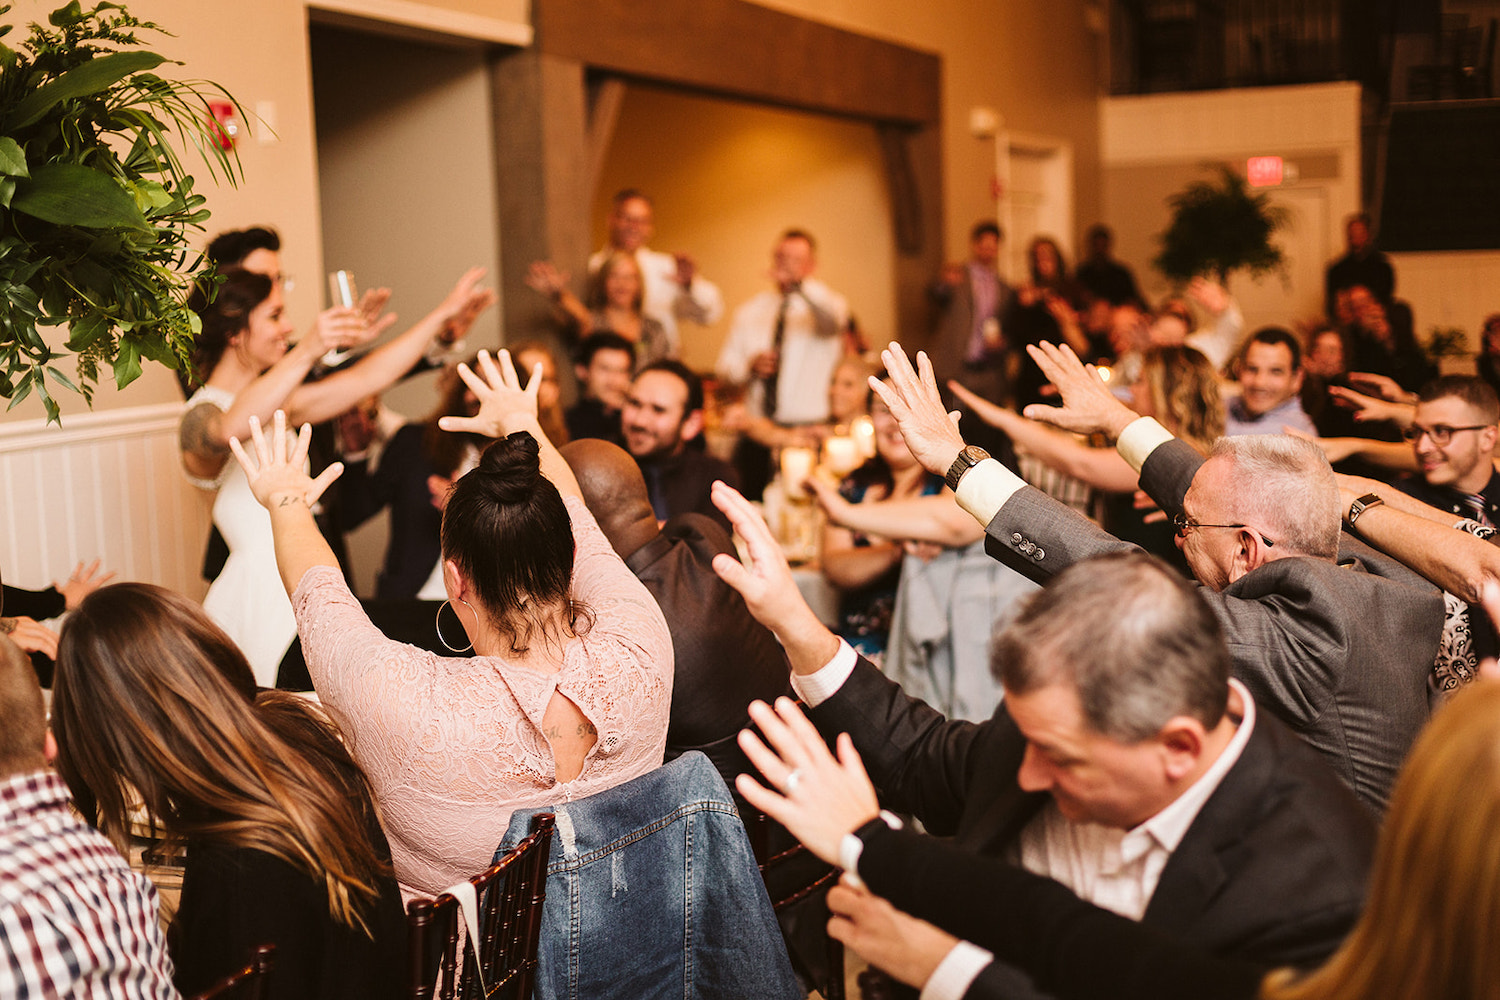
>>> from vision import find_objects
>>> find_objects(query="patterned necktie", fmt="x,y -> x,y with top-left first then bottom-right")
762,294 -> 790,421
1463,493 -> 1493,528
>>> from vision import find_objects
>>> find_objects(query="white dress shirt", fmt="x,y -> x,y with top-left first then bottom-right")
716,277 -> 850,425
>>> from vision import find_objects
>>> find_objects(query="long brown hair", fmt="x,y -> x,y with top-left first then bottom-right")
1140,345 -> 1224,454
51,584 -> 390,931
1262,680 -> 1500,1000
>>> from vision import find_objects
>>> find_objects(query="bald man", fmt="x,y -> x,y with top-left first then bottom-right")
0,636 -> 177,997
561,439 -> 791,785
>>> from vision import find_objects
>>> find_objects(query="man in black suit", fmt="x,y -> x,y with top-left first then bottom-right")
893,341 -> 1440,811
560,437 -> 789,785
707,482 -> 1375,1000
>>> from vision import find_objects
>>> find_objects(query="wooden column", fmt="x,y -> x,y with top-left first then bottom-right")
487,49 -> 592,348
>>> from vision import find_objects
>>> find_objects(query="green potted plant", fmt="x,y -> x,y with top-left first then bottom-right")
0,0 -> 239,421
1154,165 -> 1289,286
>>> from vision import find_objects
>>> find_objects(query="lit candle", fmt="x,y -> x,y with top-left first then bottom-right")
851,415 -> 877,458
823,436 -> 861,477
780,447 -> 816,494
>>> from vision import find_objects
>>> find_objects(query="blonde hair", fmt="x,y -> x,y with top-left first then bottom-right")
1140,345 -> 1223,454
1263,680 -> 1500,1000
52,584 -> 390,932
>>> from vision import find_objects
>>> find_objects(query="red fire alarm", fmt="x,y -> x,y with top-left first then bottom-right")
207,99 -> 242,151
1247,156 -> 1284,187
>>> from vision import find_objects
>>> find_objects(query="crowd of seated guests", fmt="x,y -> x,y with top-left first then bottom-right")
11,194 -> 1500,1000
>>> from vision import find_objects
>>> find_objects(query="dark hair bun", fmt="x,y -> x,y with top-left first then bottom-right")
475,431 -> 542,503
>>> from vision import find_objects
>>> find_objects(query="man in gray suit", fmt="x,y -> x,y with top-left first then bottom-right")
876,340 -> 1443,811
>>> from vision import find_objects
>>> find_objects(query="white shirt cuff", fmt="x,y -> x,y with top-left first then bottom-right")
789,638 -> 859,708
1115,417 -> 1175,473
920,941 -> 995,1000
838,810 -> 905,890
954,458 -> 1026,526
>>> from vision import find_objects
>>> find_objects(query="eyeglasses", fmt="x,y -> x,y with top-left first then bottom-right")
1401,423 -> 1491,446
1172,514 -> 1275,547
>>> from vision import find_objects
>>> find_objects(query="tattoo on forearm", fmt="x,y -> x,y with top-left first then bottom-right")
179,405 -> 230,458
277,495 -> 306,508
0,618 -> 15,635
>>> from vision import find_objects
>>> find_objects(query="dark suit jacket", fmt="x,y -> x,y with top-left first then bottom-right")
984,438 -> 1442,811
626,514 -> 792,785
636,450 -> 739,533
854,822 -> 1265,1000
810,655 -> 1375,996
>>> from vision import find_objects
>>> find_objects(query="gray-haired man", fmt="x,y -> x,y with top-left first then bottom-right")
875,340 -> 1442,811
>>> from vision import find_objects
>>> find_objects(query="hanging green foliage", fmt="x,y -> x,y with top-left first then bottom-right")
0,1 -> 241,422
1154,165 -> 1290,287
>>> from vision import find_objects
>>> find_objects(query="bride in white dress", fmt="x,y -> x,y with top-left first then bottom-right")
180,267 -> 493,685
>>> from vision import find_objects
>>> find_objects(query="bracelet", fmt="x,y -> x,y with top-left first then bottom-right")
1346,493 -> 1384,526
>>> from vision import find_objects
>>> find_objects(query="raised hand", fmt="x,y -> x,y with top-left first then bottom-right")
709,481 -> 829,651
56,559 -> 115,610
524,260 -> 569,298
1022,341 -> 1138,439
437,349 -> 540,441
229,411 -> 343,512
1328,384 -> 1414,426
734,697 -> 879,865
869,343 -> 966,477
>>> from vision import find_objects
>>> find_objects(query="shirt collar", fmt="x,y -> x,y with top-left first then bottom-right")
0,769 -> 71,826
1122,678 -> 1256,859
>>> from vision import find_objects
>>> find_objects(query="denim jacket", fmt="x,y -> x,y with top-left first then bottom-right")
497,752 -> 801,1000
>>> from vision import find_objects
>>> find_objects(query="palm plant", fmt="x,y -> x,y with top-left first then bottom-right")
1154,165 -> 1289,287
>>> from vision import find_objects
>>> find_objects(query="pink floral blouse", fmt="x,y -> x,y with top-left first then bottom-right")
291,495 -> 673,897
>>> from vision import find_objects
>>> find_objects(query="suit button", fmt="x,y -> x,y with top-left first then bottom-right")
1033,548 -> 1045,560
1012,532 -> 1023,543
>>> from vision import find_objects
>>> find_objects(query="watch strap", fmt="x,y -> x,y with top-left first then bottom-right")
945,445 -> 990,492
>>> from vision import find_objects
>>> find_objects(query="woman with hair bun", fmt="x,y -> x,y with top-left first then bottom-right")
234,350 -> 672,897
50,583 -> 404,1000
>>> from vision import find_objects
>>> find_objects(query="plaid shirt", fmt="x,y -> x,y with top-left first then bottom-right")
0,770 -> 178,999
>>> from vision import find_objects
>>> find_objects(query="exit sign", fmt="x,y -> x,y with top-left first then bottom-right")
1247,156 -> 1284,187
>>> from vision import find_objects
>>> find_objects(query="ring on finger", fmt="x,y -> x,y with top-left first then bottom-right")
785,768 -> 804,795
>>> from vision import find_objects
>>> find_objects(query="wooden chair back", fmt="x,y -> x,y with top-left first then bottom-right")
407,813 -> 555,1000
187,943 -> 276,1000
750,812 -> 845,1000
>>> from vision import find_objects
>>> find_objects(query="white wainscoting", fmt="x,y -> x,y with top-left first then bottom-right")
0,403 -> 211,602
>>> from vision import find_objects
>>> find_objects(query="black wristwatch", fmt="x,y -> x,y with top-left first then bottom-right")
1346,492 -> 1384,526
945,445 -> 991,492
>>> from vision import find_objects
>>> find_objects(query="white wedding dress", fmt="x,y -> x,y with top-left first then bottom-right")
183,386 -> 298,686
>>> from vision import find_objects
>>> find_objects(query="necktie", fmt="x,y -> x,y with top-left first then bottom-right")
1463,493 -> 1493,528
762,294 -> 790,421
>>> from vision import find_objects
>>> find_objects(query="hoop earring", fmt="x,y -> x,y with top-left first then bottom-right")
436,599 -> 477,654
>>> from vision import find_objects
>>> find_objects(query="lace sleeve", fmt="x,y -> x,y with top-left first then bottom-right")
290,566 -> 439,770
566,496 -> 670,652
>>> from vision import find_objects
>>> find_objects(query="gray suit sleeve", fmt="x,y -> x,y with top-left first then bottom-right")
983,485 -> 1141,582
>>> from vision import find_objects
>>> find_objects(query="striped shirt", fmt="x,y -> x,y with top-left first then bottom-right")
0,770 -> 178,999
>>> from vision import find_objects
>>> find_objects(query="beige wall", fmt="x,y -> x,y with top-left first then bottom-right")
310,22 -> 503,418
1100,84 -> 1363,330
1390,251 -> 1500,354
591,85 -> 898,371
748,0 -> 1105,262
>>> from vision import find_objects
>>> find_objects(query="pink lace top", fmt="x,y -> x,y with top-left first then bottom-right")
291,496 -> 673,897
